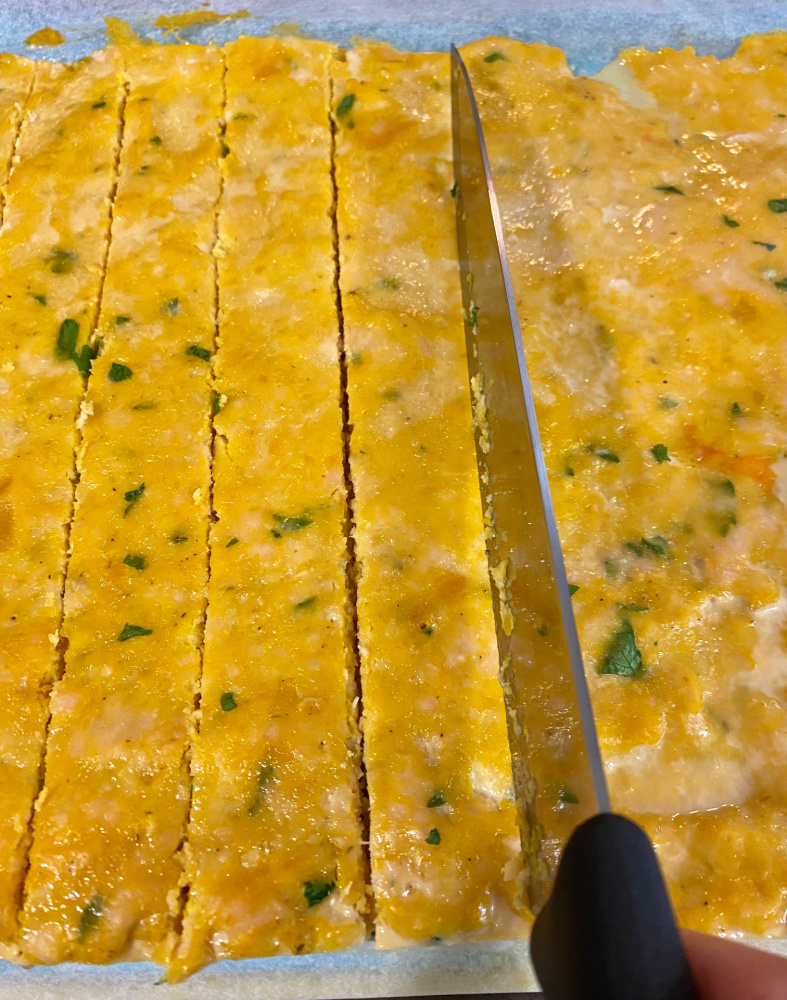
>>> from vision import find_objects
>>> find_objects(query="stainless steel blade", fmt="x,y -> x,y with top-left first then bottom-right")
450,44 -> 610,908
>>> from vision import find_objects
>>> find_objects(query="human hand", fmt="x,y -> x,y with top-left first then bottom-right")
683,929 -> 787,1000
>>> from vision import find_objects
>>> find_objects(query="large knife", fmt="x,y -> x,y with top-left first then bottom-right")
450,44 -> 699,1000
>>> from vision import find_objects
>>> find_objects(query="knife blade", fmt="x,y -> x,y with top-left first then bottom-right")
450,46 -> 699,1000
449,43 -> 609,907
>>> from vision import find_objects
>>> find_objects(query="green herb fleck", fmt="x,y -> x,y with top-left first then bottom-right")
124,483 -> 145,515
248,763 -> 275,815
132,401 -> 157,411
31,293 -> 47,305
377,277 -> 398,290
730,401 -> 743,417
618,603 -> 649,613
233,112 -> 252,121
420,622 -> 434,636
186,344 -> 211,361
92,100 -> 106,109
221,143 -> 230,158
109,362 -> 132,382
425,828 -> 441,845
350,351 -> 362,364
118,623 -> 152,642
77,898 -> 103,943
774,277 -> 787,291
716,511 -> 738,537
303,879 -> 335,907
768,198 -> 787,213
171,534 -> 188,545
115,315 -> 130,325
484,51 -> 507,63
427,792 -> 446,808
149,135 -> 162,145
162,298 -> 179,317
599,619 -> 643,677
213,392 -> 225,414
568,584 -> 580,596
123,554 -> 146,571
754,241 -> 777,251
46,247 -> 77,274
559,788 -> 579,805
450,181 -> 458,198
654,185 -> 684,195
272,513 -> 312,537
717,479 -> 736,496
336,93 -> 355,118
56,318 -> 79,360
650,444 -> 670,464
595,448 -> 619,463
220,691 -> 237,712
721,214 -> 739,228
604,558 -> 619,578
226,537 -> 239,548
294,596 -> 317,613
659,395 -> 679,409
467,304 -> 479,329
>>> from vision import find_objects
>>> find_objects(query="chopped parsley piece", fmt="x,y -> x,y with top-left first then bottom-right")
768,198 -> 787,213
753,241 -> 777,251
774,277 -> 787,291
420,622 -> 434,635
350,351 -> 362,364
484,51 -> 507,63
56,318 -> 92,377
599,619 -> 643,677
721,215 -> 739,228
77,897 -> 103,943
595,447 -> 619,463
271,512 -> 312,537
31,293 -> 47,305
248,763 -> 275,815
626,535 -> 669,559
115,315 -> 130,325
92,100 -> 106,109
213,392 -> 225,414
467,304 -> 479,329
604,558 -> 619,578
108,362 -> 132,382
336,93 -> 355,118
730,401 -> 743,417
427,792 -> 446,808
149,135 -> 162,145
171,534 -> 188,544
377,277 -> 398,290
226,537 -> 239,548
132,401 -> 157,410
450,181 -> 458,198
650,444 -> 670,463
618,603 -> 649,612
658,395 -> 679,409
221,143 -> 230,158
568,584 -> 580,596
558,788 -> 579,805
233,112 -> 252,121
186,344 -> 211,361
294,596 -> 317,613
425,828 -> 441,845
162,298 -> 179,317
123,554 -> 146,571
303,880 -> 335,908
654,185 -> 684,195
118,623 -> 152,642
220,691 -> 237,712
46,247 -> 77,274
123,482 -> 145,516
717,479 -> 736,496
716,511 -> 738,537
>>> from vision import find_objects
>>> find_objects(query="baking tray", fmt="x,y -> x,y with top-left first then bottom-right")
1,1 -> 786,996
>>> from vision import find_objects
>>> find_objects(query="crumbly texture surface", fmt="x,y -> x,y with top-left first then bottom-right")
464,34 -> 787,936
332,43 -> 529,946
18,42 -> 222,964
169,36 -> 367,981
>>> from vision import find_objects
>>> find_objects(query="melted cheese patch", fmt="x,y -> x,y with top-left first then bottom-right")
465,34 -> 787,936
19,42 -> 222,965
333,43 -> 528,944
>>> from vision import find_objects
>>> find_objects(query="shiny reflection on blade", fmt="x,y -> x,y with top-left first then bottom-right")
450,43 -> 610,910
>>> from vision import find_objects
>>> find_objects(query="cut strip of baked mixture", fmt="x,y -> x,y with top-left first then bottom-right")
464,34 -> 787,937
0,54 -> 33,216
333,43 -> 530,946
0,49 -> 124,953
18,41 -> 223,964
169,36 -> 367,981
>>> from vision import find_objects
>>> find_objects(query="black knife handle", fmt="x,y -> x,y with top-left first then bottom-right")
530,813 -> 700,1000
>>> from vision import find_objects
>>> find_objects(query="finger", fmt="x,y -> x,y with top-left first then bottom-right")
682,929 -> 787,1000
